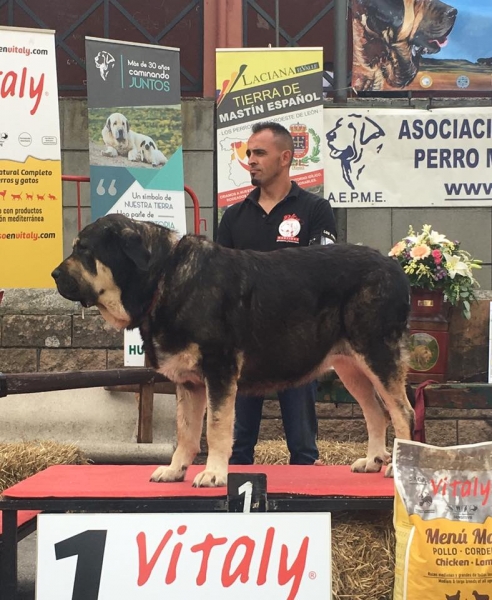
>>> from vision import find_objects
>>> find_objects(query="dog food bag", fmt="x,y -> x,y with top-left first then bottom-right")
393,439 -> 492,599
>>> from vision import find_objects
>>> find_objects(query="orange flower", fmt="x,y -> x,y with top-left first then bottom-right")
388,241 -> 406,257
410,244 -> 431,260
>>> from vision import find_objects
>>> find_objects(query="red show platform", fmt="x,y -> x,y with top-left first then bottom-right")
1,463 -> 394,500
0,464 -> 394,600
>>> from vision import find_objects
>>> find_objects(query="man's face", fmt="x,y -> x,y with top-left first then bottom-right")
246,129 -> 290,187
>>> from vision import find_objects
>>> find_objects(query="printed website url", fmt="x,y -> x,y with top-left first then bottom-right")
0,46 -> 48,57
444,182 -> 492,201
0,232 -> 56,241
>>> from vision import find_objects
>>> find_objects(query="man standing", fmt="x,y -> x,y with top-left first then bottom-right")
217,121 -> 337,465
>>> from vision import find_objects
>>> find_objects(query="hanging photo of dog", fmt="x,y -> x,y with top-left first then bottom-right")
351,0 -> 492,92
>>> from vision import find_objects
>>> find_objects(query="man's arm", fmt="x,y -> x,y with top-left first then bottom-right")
309,197 -> 337,245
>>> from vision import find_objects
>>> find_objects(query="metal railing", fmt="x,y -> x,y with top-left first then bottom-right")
61,175 -> 202,234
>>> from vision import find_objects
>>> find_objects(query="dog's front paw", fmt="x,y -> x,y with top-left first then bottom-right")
351,453 -> 390,474
150,465 -> 186,483
102,147 -> 117,157
192,468 -> 227,488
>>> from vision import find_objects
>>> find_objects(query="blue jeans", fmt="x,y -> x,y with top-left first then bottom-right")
229,381 -> 319,465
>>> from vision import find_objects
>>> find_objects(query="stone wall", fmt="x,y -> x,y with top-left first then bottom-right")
258,399 -> 492,448
0,290 -> 123,374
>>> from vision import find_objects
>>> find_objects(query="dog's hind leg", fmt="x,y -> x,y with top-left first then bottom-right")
332,356 -> 391,473
150,383 -> 206,483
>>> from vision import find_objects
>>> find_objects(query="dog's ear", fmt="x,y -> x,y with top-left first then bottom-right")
360,117 -> 385,145
105,117 -> 111,131
140,140 -> 145,147
120,227 -> 150,271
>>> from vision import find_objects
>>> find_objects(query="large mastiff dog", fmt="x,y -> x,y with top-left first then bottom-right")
52,214 -> 414,487
352,0 -> 457,91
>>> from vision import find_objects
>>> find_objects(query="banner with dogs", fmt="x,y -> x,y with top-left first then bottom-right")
324,107 -> 492,207
0,26 -> 63,288
352,0 -> 492,93
85,37 -> 186,232
86,37 -> 186,366
216,47 -> 324,215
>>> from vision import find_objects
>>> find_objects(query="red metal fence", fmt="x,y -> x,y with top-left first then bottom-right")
61,175 -> 201,234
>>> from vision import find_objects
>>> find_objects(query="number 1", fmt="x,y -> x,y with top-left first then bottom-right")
55,530 -> 107,600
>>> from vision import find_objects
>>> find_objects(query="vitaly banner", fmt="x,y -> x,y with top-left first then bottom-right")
0,26 -> 63,288
324,107 -> 492,207
85,37 -> 186,365
216,48 -> 324,215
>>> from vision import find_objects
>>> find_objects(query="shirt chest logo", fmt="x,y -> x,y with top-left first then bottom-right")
277,214 -> 301,244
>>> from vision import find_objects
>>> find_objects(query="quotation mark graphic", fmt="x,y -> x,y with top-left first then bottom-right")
96,179 -> 117,196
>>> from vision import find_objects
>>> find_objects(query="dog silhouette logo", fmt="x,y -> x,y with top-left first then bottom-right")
94,51 -> 115,81
326,114 -> 385,189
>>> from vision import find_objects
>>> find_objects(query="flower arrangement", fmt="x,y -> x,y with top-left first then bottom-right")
389,224 -> 482,319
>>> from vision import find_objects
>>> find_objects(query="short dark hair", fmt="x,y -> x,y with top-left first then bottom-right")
251,121 -> 294,160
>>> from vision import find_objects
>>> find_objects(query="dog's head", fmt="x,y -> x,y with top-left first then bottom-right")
51,214 -> 176,329
140,137 -> 158,164
326,114 -> 385,189
94,51 -> 115,81
105,112 -> 130,145
354,0 -> 457,87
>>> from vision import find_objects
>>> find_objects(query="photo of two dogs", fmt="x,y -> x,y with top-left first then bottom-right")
52,213 -> 414,488
87,105 -> 180,169
102,111 -> 167,167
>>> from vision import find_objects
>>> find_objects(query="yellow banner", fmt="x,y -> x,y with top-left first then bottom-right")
0,158 -> 62,287
216,48 -> 324,209
0,27 -> 62,288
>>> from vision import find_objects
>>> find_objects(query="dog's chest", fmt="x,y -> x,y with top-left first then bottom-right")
155,343 -> 203,385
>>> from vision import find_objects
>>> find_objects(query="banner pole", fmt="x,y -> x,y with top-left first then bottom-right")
334,0 -> 348,104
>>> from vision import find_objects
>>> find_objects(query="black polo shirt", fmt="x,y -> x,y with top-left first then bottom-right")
216,182 -> 337,251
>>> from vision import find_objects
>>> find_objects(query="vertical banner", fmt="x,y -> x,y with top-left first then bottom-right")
85,37 -> 186,365
0,26 -> 62,288
216,48 -> 324,217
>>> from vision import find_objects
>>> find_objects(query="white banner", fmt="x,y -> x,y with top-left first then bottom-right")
37,512 -> 332,599
324,107 -> 492,207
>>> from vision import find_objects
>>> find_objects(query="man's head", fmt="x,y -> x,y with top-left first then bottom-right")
247,121 -> 294,187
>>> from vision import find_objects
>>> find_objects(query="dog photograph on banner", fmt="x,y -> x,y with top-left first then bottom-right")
351,0 -> 492,92
88,106 -> 179,169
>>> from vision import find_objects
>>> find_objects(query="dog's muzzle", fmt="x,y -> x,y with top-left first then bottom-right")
51,267 -> 96,307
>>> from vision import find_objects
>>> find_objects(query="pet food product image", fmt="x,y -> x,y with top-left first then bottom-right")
393,439 -> 492,599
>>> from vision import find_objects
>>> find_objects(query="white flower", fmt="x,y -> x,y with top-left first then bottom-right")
428,229 -> 451,246
443,253 -> 473,279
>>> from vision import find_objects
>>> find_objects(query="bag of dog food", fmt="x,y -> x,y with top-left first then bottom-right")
393,439 -> 492,599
